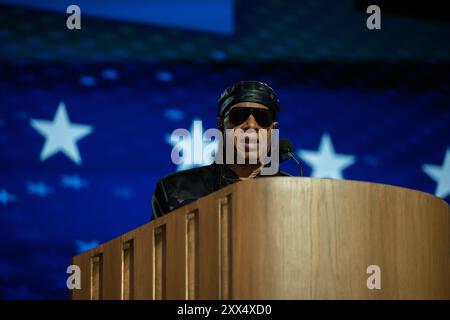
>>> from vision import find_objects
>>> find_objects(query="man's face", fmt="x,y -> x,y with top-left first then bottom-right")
219,102 -> 278,164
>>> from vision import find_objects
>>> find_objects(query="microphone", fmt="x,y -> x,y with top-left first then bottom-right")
279,139 -> 304,177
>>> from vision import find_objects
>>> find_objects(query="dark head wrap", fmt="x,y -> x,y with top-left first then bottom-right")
217,80 -> 280,119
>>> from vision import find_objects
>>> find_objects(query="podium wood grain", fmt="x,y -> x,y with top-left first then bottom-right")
71,178 -> 450,300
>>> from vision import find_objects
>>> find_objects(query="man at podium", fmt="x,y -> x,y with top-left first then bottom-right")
151,80 -> 289,218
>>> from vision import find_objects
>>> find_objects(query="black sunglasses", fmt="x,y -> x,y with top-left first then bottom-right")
224,107 -> 275,127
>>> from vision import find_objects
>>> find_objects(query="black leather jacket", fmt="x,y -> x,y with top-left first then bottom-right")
151,162 -> 289,218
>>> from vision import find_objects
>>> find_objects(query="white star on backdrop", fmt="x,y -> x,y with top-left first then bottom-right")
75,240 -> 100,254
0,189 -> 17,206
422,148 -> 450,198
61,175 -> 88,190
30,101 -> 93,165
297,133 -> 356,179
26,182 -> 53,198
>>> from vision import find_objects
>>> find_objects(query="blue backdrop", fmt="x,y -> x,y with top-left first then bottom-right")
0,0 -> 449,299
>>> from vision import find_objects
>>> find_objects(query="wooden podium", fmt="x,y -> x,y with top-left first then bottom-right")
70,178 -> 450,300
